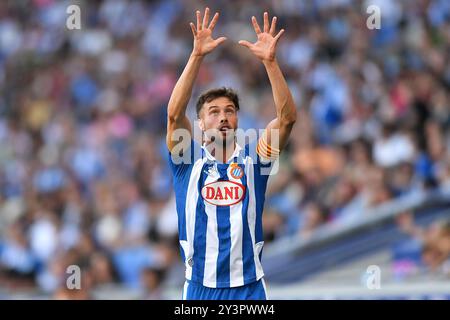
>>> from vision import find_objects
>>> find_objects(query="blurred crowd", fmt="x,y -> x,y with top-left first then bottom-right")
0,0 -> 449,298
394,213 -> 450,279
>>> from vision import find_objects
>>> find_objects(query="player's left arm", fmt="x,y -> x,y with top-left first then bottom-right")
239,12 -> 297,159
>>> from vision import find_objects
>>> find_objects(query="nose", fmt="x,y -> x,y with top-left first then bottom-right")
220,113 -> 228,123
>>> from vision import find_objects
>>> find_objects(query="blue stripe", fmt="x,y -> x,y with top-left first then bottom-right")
172,164 -> 193,243
253,146 -> 271,244
240,161 -> 257,284
254,163 -> 269,244
216,164 -> 231,287
168,139 -> 203,243
192,163 -> 208,284
168,144 -> 196,260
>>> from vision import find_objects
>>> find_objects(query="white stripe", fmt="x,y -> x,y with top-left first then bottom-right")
261,278 -> 269,300
179,240 -> 189,268
203,171 -> 219,287
245,156 -> 265,280
184,158 -> 207,280
182,281 -> 189,300
227,167 -> 244,287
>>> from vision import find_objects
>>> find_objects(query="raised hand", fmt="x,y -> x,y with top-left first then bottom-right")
190,8 -> 227,57
238,12 -> 285,63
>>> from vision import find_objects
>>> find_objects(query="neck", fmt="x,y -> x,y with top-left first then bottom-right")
205,139 -> 236,163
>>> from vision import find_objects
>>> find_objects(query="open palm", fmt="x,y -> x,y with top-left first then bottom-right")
239,12 -> 285,62
190,8 -> 226,57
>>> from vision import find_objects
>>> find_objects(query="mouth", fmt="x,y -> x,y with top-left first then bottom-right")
219,125 -> 231,132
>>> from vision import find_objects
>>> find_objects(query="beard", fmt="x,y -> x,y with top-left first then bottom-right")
204,128 -> 236,147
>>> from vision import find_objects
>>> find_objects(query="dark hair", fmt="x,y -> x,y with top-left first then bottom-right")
196,87 -> 240,117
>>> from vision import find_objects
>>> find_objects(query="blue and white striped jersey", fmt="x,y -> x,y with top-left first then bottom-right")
168,140 -> 273,288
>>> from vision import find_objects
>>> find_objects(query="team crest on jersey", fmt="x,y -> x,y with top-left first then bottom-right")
201,180 -> 245,206
229,163 -> 244,179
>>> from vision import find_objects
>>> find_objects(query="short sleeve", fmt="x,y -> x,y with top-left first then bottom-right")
245,140 -> 279,177
168,139 -> 202,177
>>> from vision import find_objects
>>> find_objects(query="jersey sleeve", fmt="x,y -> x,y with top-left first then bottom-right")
245,138 -> 279,178
167,139 -> 202,178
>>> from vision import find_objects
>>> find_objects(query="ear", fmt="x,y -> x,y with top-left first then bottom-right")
198,118 -> 205,131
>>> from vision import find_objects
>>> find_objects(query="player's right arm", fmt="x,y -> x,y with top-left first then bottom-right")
166,8 -> 226,152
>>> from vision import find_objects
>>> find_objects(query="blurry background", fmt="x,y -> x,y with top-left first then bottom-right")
0,0 -> 449,299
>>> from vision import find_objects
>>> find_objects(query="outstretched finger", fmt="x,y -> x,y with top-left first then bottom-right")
251,16 -> 262,34
274,29 -> 285,43
263,12 -> 269,33
203,7 -> 210,31
214,37 -> 227,46
190,22 -> 197,36
209,12 -> 219,30
196,10 -> 202,30
238,40 -> 253,49
269,17 -> 277,36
